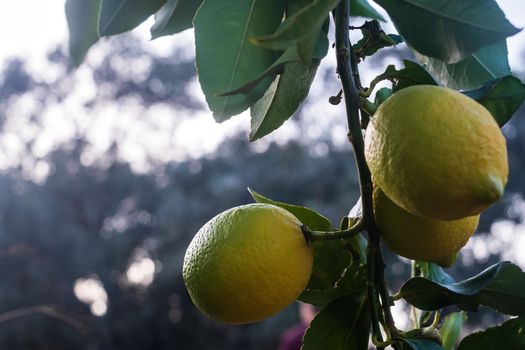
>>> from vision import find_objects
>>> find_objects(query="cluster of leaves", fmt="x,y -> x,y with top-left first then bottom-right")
64,0 -> 525,349
66,0 -> 525,141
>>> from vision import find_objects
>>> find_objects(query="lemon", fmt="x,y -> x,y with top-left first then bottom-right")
373,187 -> 479,267
365,85 -> 508,221
183,203 -> 313,324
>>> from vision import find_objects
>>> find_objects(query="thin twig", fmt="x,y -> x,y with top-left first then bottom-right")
0,305 -> 86,331
304,220 -> 365,241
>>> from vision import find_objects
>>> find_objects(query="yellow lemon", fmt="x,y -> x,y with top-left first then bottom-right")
365,85 -> 508,220
373,187 -> 479,267
183,203 -> 313,324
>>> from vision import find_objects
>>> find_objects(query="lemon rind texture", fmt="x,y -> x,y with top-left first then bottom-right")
365,85 -> 508,221
183,203 -> 313,324
373,187 -> 479,267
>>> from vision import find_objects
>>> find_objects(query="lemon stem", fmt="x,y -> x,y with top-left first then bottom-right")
334,1 -> 401,348
411,260 -> 420,328
430,310 -> 441,329
304,220 -> 365,241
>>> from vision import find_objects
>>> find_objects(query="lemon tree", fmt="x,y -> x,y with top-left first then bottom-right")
66,0 -> 525,349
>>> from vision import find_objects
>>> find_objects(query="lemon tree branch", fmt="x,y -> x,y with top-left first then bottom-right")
334,1 -> 400,347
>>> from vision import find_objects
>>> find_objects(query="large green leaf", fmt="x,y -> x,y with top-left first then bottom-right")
398,262 -> 525,315
248,188 -> 331,231
439,312 -> 466,350
220,32 -> 328,97
415,41 -> 511,90
99,0 -> 165,36
463,76 -> 525,127
302,294 -> 370,350
457,317 -> 525,350
249,59 -> 320,141
373,0 -> 519,64
253,0 -> 339,51
194,0 -> 284,121
65,0 -> 101,66
150,0 -> 203,39
351,0 -> 385,21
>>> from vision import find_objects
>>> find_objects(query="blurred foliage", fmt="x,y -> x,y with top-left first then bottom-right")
0,35 -> 523,349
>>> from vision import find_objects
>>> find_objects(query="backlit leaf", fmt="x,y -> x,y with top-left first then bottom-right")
99,0 -> 165,36
194,0 -> 284,121
440,312 -> 466,350
415,41 -> 511,90
65,0 -> 101,66
253,0 -> 339,51
150,0 -> 203,38
374,0 -> 520,63
463,75 -> 525,127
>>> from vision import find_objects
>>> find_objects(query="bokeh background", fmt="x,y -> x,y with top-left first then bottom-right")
0,1 -> 524,349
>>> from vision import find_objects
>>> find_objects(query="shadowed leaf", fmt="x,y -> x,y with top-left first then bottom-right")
463,76 -> 525,127
302,294 -> 370,350
457,317 -> 525,350
398,262 -> 525,315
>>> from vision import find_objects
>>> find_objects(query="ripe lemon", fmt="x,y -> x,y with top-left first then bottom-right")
183,203 -> 313,324
373,187 -> 479,267
365,85 -> 508,221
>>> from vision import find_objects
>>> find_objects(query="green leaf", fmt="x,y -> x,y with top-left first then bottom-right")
299,262 -> 366,307
440,312 -> 466,350
398,261 -> 525,315
302,294 -> 370,350
373,0 -> 520,64
463,76 -> 525,127
417,261 -> 455,285
374,87 -> 392,106
220,32 -> 328,97
65,0 -> 101,66
415,41 -> 511,90
249,58 -> 319,141
300,240 -> 352,301
248,188 -> 331,231
351,0 -> 385,21
376,60 -> 438,92
402,339 -> 444,350
295,21 -> 329,63
457,317 -> 525,350
194,0 -> 284,121
253,0 -> 339,51
150,0 -> 204,39
99,0 -> 165,36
